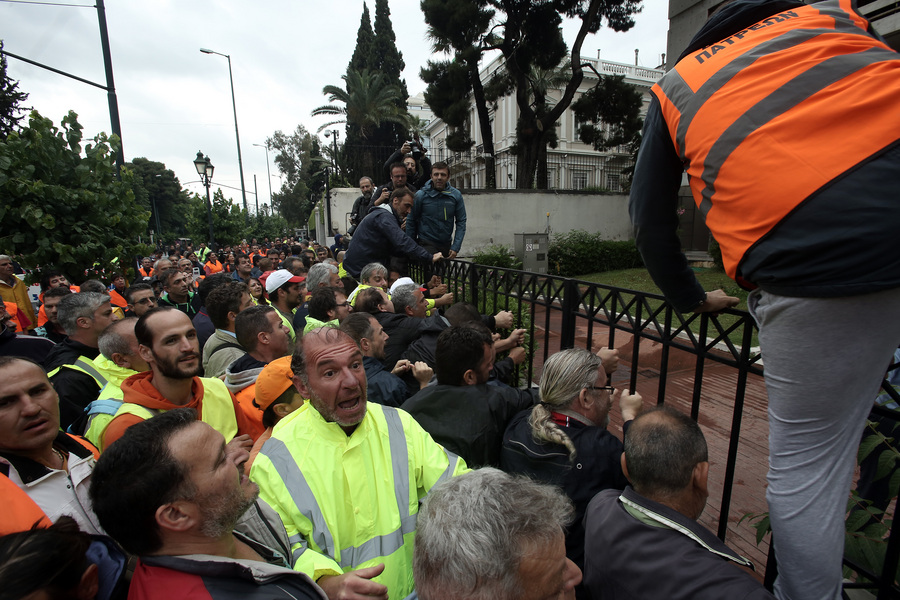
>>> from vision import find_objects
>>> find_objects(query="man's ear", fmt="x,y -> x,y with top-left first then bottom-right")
76,563 -> 99,600
462,369 -> 477,386
403,305 -> 414,317
138,343 -> 154,365
621,453 -> 630,481
575,387 -> 591,411
359,337 -> 371,354
227,311 -> 238,327
111,352 -> 130,370
692,461 -> 710,498
75,315 -> 91,330
273,400 -> 298,419
293,375 -> 311,399
155,500 -> 196,534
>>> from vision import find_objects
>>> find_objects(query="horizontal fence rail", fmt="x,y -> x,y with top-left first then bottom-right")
410,259 -> 900,598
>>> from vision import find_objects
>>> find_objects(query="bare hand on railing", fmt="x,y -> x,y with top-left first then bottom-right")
430,283 -> 449,295
508,346 -> 527,365
693,289 -> 740,315
597,347 -> 619,375
426,275 -> 443,289
431,252 -> 444,263
447,250 -> 458,259
494,329 -> 526,352
494,310 -> 514,329
617,390 -> 643,422
435,292 -> 454,307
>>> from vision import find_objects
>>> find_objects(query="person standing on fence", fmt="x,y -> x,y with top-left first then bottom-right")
407,161 -> 466,281
628,1 -> 900,598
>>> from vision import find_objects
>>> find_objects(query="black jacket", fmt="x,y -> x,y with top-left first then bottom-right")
45,339 -> 102,430
502,409 -> 629,575
343,204 -> 433,280
404,383 -> 537,468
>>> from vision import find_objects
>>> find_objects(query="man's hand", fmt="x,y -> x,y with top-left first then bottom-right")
495,328 -> 526,352
391,359 -> 412,376
374,188 -> 390,206
448,250 -> 458,260
432,252 -> 444,263
435,292 -> 454,307
430,283 -> 448,295
316,564 -> 388,600
596,347 -> 619,375
400,142 -> 411,154
508,346 -> 527,366
494,310 -> 514,329
616,390 -> 643,422
693,289 -> 740,315
427,275 -> 442,289
225,434 -> 253,467
412,361 -> 434,388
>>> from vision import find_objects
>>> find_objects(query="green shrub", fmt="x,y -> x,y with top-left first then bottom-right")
548,230 -> 643,277
472,244 -> 522,269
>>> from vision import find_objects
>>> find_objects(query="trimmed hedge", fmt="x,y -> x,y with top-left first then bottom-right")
548,230 -> 643,277
471,244 -> 522,270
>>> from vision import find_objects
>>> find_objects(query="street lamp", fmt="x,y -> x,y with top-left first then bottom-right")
194,151 -> 216,249
200,47 -> 249,221
324,130 -> 340,178
253,143 -> 273,210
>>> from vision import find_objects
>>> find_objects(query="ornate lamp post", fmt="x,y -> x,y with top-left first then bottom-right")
194,151 -> 216,249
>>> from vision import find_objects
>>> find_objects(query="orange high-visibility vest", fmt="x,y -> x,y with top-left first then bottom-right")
652,0 -> 900,278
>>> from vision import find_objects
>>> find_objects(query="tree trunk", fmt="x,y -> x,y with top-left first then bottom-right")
470,66 -> 496,189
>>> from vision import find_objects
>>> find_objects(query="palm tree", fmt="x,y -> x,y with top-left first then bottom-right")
311,69 -> 411,139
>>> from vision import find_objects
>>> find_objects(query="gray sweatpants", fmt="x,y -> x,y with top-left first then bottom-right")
749,287 -> 900,600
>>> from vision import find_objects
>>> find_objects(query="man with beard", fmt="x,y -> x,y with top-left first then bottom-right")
101,307 -> 253,450
348,177 -> 375,235
90,408 -> 326,600
250,327 -> 468,600
403,323 -> 537,468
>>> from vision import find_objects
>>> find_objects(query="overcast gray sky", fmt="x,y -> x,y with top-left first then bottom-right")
2,0 -> 669,209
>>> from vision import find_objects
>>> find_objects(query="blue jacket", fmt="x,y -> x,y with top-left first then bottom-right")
343,204 -> 433,279
408,181 -> 466,253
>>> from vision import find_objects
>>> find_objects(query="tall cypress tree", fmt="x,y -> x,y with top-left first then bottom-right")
345,3 -> 375,182
348,4 -> 375,73
371,0 -> 409,151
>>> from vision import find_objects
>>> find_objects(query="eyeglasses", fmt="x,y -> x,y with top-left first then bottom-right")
588,385 -> 615,394
336,301 -> 351,308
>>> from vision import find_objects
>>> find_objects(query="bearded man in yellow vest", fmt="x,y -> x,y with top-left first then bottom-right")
101,306 -> 254,452
629,1 -> 900,598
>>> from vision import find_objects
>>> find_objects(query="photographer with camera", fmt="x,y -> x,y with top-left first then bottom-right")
381,138 -> 432,189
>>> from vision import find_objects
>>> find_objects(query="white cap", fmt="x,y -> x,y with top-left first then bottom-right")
265,269 -> 305,293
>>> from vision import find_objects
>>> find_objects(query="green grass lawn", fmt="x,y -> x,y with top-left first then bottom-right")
577,267 -> 758,348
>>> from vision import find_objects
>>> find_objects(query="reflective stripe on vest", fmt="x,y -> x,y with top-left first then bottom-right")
263,406 -> 457,569
113,378 -> 238,440
652,0 -> 900,277
48,357 -> 109,388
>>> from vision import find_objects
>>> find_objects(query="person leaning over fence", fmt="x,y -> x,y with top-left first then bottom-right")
628,0 -> 900,596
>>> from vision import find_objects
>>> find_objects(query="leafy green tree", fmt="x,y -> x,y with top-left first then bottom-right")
0,41 -> 29,140
421,0 -> 498,187
348,3 -> 375,73
0,110 -> 149,281
312,69 -> 410,178
419,0 -> 643,189
127,157 -> 191,241
266,125 -> 328,226
185,189 -> 250,247
370,0 -> 409,149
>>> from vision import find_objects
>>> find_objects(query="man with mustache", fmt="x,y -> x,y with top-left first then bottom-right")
101,306 -> 254,451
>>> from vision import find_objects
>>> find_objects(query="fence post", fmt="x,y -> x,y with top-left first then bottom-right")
559,279 -> 579,349
468,262 -> 479,308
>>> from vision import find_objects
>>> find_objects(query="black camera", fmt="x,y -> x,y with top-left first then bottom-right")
408,141 -> 423,161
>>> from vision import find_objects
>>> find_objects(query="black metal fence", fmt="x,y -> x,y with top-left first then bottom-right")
410,259 -> 900,598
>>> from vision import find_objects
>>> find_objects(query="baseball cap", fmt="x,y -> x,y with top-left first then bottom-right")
254,356 -> 296,411
265,269 -> 305,293
389,277 -> 427,295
